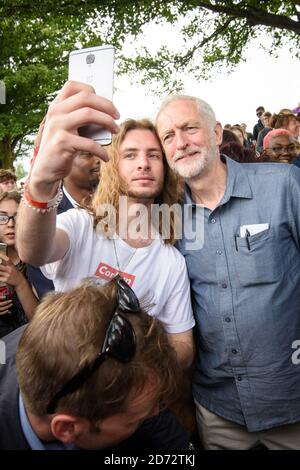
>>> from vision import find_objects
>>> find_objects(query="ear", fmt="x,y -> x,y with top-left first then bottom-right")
50,414 -> 87,443
214,122 -> 223,146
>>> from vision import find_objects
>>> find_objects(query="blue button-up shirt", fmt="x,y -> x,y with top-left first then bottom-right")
177,156 -> 300,432
19,393 -> 76,450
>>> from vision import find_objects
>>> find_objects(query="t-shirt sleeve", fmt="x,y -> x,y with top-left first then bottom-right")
41,209 -> 82,281
157,253 -> 195,334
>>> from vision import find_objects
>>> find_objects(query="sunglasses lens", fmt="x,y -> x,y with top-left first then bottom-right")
103,314 -> 136,362
46,279 -> 139,414
117,278 -> 140,313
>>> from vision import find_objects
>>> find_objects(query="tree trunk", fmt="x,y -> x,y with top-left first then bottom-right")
0,137 -> 14,169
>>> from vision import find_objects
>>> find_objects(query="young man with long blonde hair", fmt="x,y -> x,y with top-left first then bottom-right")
17,81 -> 194,369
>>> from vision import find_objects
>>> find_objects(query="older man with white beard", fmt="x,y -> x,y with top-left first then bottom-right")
155,95 -> 300,450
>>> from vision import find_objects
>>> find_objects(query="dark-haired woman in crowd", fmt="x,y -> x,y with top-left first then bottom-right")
220,129 -> 257,163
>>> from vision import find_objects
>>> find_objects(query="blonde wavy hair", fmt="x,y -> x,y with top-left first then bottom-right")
89,119 -> 183,245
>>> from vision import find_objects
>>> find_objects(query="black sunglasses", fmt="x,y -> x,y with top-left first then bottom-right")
46,275 -> 140,414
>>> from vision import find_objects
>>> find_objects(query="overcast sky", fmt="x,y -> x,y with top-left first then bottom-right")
114,34 -> 299,134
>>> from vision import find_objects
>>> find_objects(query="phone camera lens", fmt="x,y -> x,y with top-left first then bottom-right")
86,54 -> 95,64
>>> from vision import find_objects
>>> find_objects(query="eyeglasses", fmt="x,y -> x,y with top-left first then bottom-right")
268,144 -> 297,154
0,214 -> 16,225
46,275 -> 140,414
256,111 -> 263,117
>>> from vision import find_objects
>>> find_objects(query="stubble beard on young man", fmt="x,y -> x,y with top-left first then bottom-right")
121,185 -> 164,241
126,173 -> 164,203
127,187 -> 162,202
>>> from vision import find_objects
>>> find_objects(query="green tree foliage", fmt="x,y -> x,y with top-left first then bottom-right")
0,0 -> 126,168
118,0 -> 300,91
1,1 -> 299,167
14,160 -> 27,180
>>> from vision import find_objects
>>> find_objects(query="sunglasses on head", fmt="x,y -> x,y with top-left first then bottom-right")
46,275 -> 140,414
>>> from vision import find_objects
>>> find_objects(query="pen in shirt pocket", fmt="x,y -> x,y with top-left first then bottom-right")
245,229 -> 251,251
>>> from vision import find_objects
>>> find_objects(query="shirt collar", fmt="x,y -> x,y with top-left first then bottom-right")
220,155 -> 253,203
19,393 -> 77,451
19,392 -> 45,450
183,155 -> 253,206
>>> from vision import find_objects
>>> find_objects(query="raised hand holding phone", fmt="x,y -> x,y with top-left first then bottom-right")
28,46 -> 119,201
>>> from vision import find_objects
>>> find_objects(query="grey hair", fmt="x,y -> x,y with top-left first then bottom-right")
156,94 -> 217,128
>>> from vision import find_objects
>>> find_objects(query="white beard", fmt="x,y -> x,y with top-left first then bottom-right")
172,154 -> 207,178
170,141 -> 218,179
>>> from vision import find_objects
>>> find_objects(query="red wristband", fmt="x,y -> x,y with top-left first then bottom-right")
23,183 -> 63,211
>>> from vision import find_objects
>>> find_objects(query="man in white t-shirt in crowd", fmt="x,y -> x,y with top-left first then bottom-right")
16,81 -> 195,369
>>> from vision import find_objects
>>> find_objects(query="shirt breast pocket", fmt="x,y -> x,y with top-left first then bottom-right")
232,228 -> 282,286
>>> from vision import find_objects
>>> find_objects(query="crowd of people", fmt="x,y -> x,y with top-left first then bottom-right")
222,105 -> 300,164
0,82 -> 300,451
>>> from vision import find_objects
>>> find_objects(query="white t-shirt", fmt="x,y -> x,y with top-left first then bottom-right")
42,209 -> 195,334
62,186 -> 77,207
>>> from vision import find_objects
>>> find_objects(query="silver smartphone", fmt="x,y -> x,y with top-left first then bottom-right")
0,242 -> 7,256
68,44 -> 115,146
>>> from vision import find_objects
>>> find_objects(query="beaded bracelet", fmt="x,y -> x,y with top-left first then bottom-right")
23,183 -> 63,213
